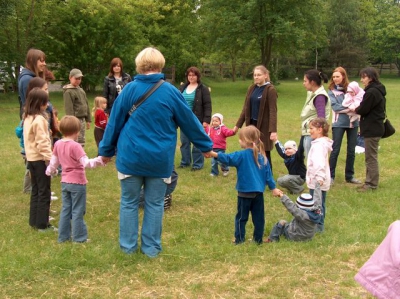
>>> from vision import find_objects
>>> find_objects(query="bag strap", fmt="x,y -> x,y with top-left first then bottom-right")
128,79 -> 164,116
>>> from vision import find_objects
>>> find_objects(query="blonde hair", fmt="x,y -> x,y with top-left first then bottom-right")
135,47 -> 165,74
239,126 -> 267,168
92,96 -> 107,116
253,65 -> 270,82
59,115 -> 80,136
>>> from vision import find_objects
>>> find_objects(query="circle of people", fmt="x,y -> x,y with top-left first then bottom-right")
18,47 -> 388,257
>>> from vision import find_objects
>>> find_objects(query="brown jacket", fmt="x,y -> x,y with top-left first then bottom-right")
236,84 -> 278,151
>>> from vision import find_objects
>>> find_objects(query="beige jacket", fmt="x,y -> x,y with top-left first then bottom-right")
23,114 -> 52,162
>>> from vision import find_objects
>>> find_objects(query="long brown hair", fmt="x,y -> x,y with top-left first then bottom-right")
108,57 -> 124,77
328,67 -> 349,91
239,126 -> 267,168
24,88 -> 49,118
25,49 -> 46,78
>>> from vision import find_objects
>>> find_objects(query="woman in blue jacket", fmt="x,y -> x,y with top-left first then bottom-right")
99,47 -> 212,258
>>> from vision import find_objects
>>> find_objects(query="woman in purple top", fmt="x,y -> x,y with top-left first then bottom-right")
300,70 -> 330,156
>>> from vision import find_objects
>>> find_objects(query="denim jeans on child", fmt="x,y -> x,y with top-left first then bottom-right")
120,176 -> 167,257
59,183 -> 87,243
235,193 -> 265,244
269,221 -> 290,241
211,148 -> 229,175
179,130 -> 204,169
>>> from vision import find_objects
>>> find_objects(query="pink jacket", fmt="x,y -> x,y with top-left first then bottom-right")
306,137 -> 333,191
355,220 -> 400,299
342,81 -> 365,110
205,124 -> 235,150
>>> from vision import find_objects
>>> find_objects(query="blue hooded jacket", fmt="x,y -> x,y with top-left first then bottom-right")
18,68 -> 35,107
99,73 -> 213,178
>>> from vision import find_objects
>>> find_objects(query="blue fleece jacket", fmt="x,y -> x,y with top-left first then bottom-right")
99,73 -> 213,178
217,149 -> 276,193
18,68 -> 35,106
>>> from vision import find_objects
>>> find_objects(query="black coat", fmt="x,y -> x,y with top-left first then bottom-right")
103,72 -> 131,114
179,82 -> 212,124
356,81 -> 386,138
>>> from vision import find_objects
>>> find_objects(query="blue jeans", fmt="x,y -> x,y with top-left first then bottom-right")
211,149 -> 229,175
180,130 -> 204,169
120,176 -> 167,257
310,189 -> 326,230
235,193 -> 265,244
329,127 -> 358,180
59,183 -> 87,242
269,221 -> 290,242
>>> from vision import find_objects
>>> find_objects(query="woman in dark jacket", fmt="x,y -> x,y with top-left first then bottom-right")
234,65 -> 277,171
178,66 -> 212,170
103,57 -> 131,115
355,67 -> 386,192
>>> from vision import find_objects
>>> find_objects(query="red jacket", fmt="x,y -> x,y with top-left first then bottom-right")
205,124 -> 235,150
94,109 -> 107,130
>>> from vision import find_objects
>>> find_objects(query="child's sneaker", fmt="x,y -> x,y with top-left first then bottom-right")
164,194 -> 172,210
210,173 -> 216,177
38,225 -> 58,233
48,216 -> 55,221
51,192 -> 56,196
222,170 -> 229,177
51,196 -> 58,201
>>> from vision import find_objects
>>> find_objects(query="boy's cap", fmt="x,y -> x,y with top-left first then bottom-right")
284,140 -> 297,151
69,68 -> 84,78
296,193 -> 314,209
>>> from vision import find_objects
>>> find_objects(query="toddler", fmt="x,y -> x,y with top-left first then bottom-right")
46,115 -> 104,243
342,81 -> 364,127
306,118 -> 332,232
204,113 -> 235,176
273,136 -> 306,194
209,126 -> 282,244
266,182 -> 323,242
92,96 -> 108,149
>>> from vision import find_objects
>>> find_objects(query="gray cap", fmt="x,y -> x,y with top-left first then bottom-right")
69,68 -> 84,78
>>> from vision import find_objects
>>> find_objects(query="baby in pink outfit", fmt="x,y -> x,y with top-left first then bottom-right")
342,81 -> 365,127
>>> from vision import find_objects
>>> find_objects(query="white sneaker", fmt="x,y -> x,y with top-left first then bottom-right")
49,216 -> 55,221
51,196 -> 58,201
51,192 -> 56,196
223,171 -> 229,177
210,173 -> 216,177
38,225 -> 58,232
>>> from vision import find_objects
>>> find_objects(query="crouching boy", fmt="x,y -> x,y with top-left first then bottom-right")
266,182 -> 323,242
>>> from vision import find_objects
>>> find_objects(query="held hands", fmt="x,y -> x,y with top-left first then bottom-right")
271,188 -> 284,197
100,156 -> 112,164
270,132 -> 277,142
233,126 -> 239,134
203,151 -> 217,158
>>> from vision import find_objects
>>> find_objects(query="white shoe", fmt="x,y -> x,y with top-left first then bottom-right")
49,216 -> 55,221
210,173 -> 216,177
51,196 -> 58,201
51,192 -> 56,196
223,171 -> 229,177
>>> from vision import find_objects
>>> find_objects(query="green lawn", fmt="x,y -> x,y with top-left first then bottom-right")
0,78 -> 399,298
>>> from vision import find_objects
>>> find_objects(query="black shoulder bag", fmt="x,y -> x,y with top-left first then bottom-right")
124,79 -> 164,123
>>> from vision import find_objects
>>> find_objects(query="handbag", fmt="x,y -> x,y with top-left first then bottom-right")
124,79 -> 164,123
382,118 -> 395,138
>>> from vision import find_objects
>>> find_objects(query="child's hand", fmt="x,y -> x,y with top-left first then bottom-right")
270,132 -> 277,142
271,188 -> 283,197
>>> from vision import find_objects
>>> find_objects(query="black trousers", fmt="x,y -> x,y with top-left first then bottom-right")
28,160 -> 51,229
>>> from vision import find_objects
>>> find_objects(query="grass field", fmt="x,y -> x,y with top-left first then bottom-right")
0,77 -> 399,298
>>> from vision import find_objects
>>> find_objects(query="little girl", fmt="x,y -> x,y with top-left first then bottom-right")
204,113 -> 235,176
209,125 -> 282,244
306,118 -> 333,233
23,88 -> 55,231
46,115 -> 104,243
342,81 -> 365,127
92,96 -> 108,149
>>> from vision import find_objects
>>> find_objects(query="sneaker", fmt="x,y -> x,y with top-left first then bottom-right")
48,216 -> 55,221
346,178 -> 362,184
51,192 -> 56,196
191,167 -> 201,172
357,184 -> 377,192
210,173 -> 216,177
38,225 -> 58,232
222,170 -> 229,177
51,196 -> 58,201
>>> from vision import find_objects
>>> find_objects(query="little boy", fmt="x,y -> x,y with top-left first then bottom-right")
273,136 -> 306,194
63,68 -> 91,147
204,113 -> 235,176
266,182 -> 323,242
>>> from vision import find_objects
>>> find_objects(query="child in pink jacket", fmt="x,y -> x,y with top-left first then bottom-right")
306,118 -> 333,233
342,81 -> 365,127
205,113 -> 235,176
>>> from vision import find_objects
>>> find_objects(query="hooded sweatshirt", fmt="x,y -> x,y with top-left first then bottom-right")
342,81 -> 364,110
306,136 -> 333,191
63,84 -> 91,122
18,68 -> 36,106
205,113 -> 235,150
